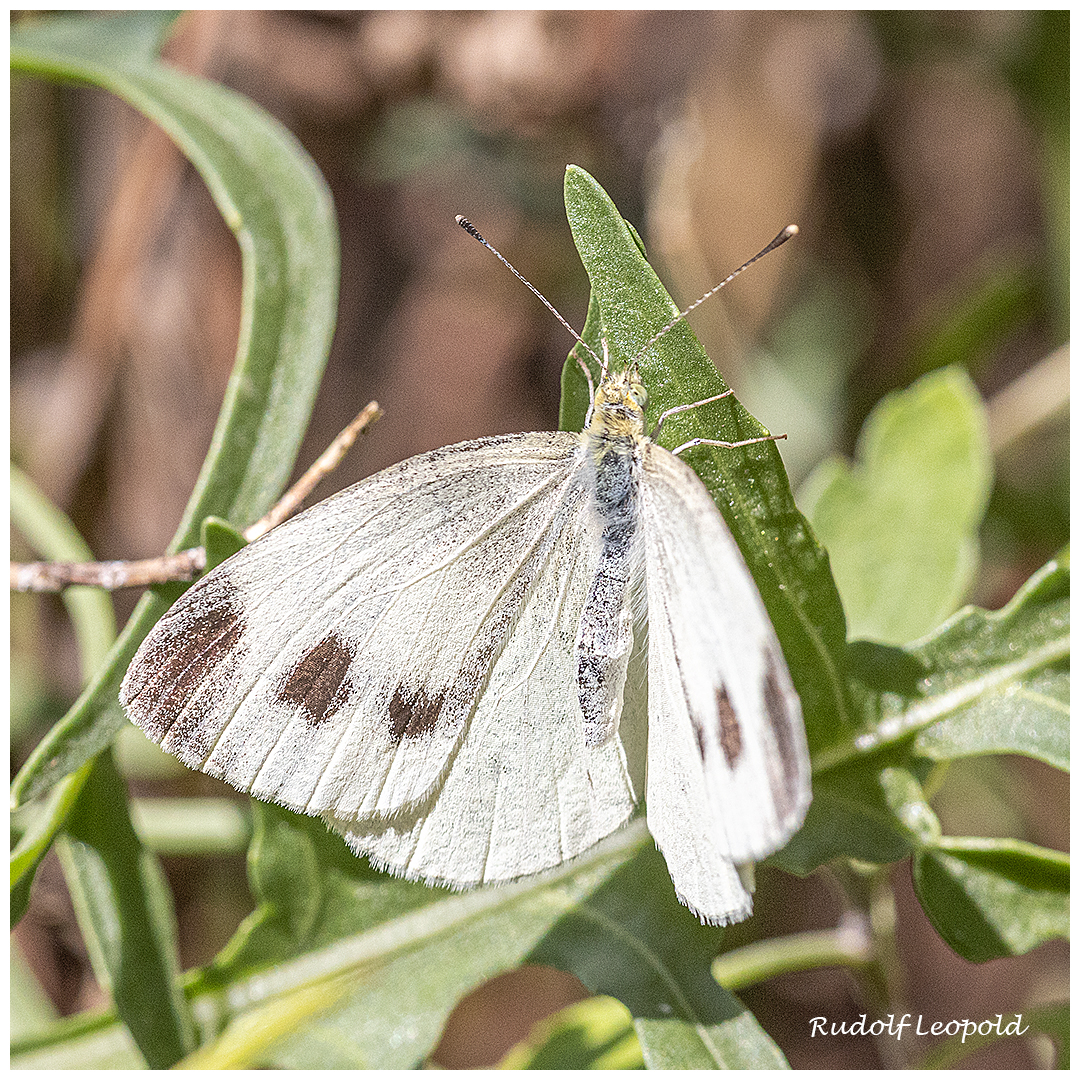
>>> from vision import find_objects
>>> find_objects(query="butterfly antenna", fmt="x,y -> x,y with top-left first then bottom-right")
631,224 -> 799,365
456,216 -> 604,379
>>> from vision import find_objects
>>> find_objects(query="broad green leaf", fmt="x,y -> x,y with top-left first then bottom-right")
813,556 -> 1069,774
196,803 -> 440,987
526,842 -> 787,1069
57,752 -> 195,1067
559,164 -> 852,752
801,366 -> 992,645
771,754 -> 924,875
912,837 -> 1069,962
180,806 -> 787,1069
781,560 -> 1068,882
10,11 -> 338,804
916,665 -> 1067,770
498,996 -> 643,1069
910,555 -> 1069,770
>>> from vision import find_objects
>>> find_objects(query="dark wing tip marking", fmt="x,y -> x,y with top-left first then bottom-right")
278,633 -> 356,725
126,588 -> 246,743
693,723 -> 708,761
764,656 -> 801,791
387,685 -> 446,742
715,685 -> 743,768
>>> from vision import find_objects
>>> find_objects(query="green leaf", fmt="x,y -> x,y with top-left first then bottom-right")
801,366 -> 993,645
498,996 -> 643,1069
10,10 -> 338,805
10,760 -> 93,927
877,765 -> 942,846
912,554 -> 1068,772
57,752 -> 195,1067
813,556 -> 1069,774
779,558 -> 1067,893
10,467 -> 116,916
916,664 -> 1067,770
527,843 -> 788,1069
12,1018 -> 146,1070
559,164 -> 853,753
11,9 -> 181,64
178,806 -> 788,1069
912,837 -> 1069,962
10,465 -> 116,675
201,516 -> 248,570
772,755 -> 925,875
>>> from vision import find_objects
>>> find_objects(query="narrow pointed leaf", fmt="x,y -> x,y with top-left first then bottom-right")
58,753 -> 195,1067
560,164 -> 851,753
11,11 -> 338,804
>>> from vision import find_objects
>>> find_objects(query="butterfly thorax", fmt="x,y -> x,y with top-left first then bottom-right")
583,366 -> 648,446
579,367 -> 646,523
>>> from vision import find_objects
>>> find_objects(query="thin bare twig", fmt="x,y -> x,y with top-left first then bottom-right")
11,401 -> 382,594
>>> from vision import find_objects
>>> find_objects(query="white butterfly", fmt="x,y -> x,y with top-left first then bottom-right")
121,222 -> 810,926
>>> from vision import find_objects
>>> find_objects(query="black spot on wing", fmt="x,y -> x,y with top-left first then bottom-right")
388,685 -> 446,741
278,634 -> 356,725
716,686 -> 743,768
125,586 -> 246,743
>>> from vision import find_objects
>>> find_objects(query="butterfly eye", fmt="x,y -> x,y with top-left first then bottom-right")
628,373 -> 648,411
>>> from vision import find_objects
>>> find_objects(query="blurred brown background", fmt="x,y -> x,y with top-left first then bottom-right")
11,10 -> 1067,1069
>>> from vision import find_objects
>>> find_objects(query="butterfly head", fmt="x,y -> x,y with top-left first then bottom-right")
586,361 -> 648,442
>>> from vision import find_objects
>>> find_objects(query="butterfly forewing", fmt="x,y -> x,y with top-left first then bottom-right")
640,444 -> 810,870
122,431 -> 647,885
127,434 -> 573,810
642,566 -> 753,924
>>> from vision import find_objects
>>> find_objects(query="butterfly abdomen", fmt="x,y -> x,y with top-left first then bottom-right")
574,430 -> 644,748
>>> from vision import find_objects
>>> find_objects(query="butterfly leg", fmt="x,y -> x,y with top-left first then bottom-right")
671,432 -> 786,457
648,389 -> 735,440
